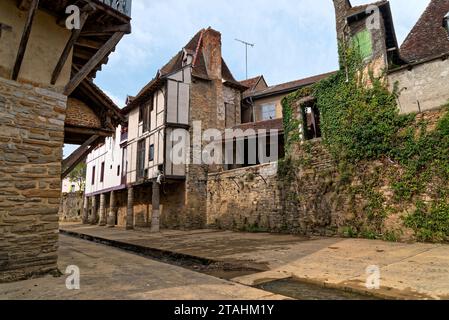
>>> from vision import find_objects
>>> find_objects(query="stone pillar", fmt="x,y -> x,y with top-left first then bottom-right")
107,190 -> 116,228
126,187 -> 134,230
82,196 -> 89,224
98,193 -> 107,226
151,182 -> 161,233
90,196 -> 97,225
0,77 -> 67,282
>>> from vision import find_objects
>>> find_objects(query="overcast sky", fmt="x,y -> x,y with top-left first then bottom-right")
64,0 -> 429,157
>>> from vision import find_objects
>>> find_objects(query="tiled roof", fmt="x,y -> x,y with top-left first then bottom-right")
240,76 -> 263,90
400,0 -> 449,63
125,28 -> 243,113
244,71 -> 337,100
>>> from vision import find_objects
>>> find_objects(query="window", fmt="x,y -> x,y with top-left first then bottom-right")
352,29 -> 373,60
139,104 -> 145,123
136,140 -> 146,180
149,144 -> 155,162
117,165 -> 121,177
91,166 -> 96,185
100,162 -> 105,183
444,13 -> 449,34
261,103 -> 276,121
139,98 -> 153,133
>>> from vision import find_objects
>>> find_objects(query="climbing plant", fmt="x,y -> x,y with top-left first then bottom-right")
281,44 -> 449,242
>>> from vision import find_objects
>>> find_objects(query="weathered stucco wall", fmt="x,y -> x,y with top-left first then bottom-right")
389,58 -> 449,114
252,94 -> 284,122
0,77 -> 67,282
0,0 -> 72,89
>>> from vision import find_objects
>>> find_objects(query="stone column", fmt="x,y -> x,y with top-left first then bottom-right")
98,193 -> 107,226
126,187 -> 134,230
90,196 -> 97,225
107,190 -> 116,228
151,182 -> 160,233
82,196 -> 89,224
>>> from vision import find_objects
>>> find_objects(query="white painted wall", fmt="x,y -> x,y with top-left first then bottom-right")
85,126 -> 125,195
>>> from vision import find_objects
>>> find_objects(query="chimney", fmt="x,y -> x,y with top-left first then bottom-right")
201,28 -> 222,80
333,0 -> 352,42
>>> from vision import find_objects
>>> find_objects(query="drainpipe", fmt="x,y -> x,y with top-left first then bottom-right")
343,20 -> 350,83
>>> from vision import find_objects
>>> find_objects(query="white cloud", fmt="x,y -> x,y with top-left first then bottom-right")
95,0 -> 430,103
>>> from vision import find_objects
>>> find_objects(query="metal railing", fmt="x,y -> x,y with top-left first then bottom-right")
97,0 -> 132,17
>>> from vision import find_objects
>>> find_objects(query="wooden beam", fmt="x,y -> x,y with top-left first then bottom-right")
62,135 -> 101,179
12,0 -> 39,81
64,31 -> 124,96
65,126 -> 114,137
75,38 -> 103,50
81,23 -> 131,37
51,8 -> 92,85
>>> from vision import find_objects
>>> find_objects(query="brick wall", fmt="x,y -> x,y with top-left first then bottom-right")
66,97 -> 101,128
0,77 -> 66,282
388,58 -> 449,114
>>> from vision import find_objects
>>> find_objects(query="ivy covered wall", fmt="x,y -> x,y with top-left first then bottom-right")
280,47 -> 449,242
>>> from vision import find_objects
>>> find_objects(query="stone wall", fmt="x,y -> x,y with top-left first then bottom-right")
93,182 -> 186,229
58,192 -> 84,223
0,77 -> 66,282
66,98 -> 101,129
388,57 -> 449,114
206,142 -> 337,234
206,108 -> 447,241
207,163 -> 282,231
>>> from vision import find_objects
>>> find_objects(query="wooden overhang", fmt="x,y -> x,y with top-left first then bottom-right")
12,0 -> 134,177
14,0 -> 131,92
65,78 -> 125,145
62,77 -> 124,178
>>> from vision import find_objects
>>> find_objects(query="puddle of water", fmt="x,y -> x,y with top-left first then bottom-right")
256,278 -> 380,300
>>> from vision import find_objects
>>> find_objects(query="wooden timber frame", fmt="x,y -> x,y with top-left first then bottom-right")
11,0 -> 131,177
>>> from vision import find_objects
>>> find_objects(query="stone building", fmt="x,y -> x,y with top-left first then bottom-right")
333,0 -> 449,113
0,0 -> 130,282
84,28 -> 247,230
389,0 -> 449,113
209,0 -> 449,233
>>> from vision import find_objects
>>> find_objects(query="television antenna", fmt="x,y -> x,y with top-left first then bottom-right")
235,38 -> 255,80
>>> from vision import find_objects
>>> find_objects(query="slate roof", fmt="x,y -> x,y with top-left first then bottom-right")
400,0 -> 449,63
243,71 -> 337,100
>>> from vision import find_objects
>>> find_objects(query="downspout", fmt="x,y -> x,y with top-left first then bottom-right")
343,20 -> 350,83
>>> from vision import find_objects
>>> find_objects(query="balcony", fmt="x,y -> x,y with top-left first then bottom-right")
96,0 -> 132,17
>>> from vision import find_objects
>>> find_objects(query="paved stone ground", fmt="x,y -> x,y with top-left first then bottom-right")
0,235 -> 286,300
59,223 -> 449,300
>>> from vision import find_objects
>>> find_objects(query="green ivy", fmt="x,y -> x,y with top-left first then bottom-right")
281,44 -> 449,242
